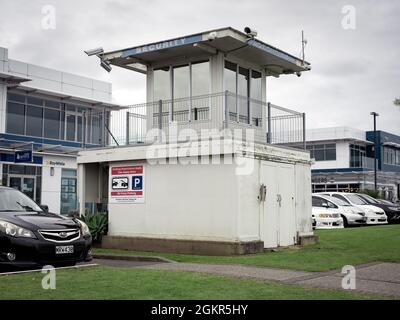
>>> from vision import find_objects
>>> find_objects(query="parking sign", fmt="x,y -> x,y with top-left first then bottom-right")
109,165 -> 145,203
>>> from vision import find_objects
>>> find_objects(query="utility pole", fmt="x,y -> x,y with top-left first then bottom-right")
370,112 -> 379,191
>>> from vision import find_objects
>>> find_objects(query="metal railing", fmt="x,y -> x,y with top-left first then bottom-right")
101,91 -> 306,147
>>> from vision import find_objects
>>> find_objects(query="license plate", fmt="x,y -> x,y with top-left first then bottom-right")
55,245 -> 74,255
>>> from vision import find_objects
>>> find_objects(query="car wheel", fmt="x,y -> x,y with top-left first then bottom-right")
341,215 -> 349,228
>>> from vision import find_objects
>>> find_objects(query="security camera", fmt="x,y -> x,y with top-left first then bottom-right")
100,59 -> 112,72
296,72 -> 302,77
84,47 -> 104,56
244,27 -> 258,37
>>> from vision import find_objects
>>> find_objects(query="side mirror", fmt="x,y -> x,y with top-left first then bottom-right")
40,205 -> 49,212
322,203 -> 329,208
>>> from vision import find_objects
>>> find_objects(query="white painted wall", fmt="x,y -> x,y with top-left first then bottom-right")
311,141 -> 351,170
108,161 -> 240,241
1,46 -> 112,104
41,155 -> 77,213
79,141 -> 314,246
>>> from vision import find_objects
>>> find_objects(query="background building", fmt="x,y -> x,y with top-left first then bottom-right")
298,127 -> 400,200
0,46 -> 120,214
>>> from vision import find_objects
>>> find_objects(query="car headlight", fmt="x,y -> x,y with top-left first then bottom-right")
388,207 -> 400,211
0,220 -> 36,238
77,220 -> 91,236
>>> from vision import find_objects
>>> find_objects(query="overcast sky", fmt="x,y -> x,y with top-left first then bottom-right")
0,0 -> 399,134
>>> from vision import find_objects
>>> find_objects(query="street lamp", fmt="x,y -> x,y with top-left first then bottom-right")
370,112 -> 379,191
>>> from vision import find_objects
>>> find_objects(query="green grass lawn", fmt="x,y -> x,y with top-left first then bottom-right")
0,266 -> 385,300
94,224 -> 400,272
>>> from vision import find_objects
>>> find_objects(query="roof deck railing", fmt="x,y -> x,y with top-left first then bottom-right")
96,91 -> 306,148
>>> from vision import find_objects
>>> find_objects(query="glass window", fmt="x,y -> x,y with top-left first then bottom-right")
172,65 -> 190,122
91,114 -> 102,145
27,97 -> 43,106
308,144 -> 337,161
154,67 -> 170,101
45,100 -> 60,109
25,105 -> 43,137
173,65 -> 190,100
8,93 -> 25,103
44,108 -> 60,139
191,61 -> 209,96
66,105 -> 76,112
350,144 -> 366,167
60,169 -> 77,215
224,61 -> 237,121
238,67 -> 249,124
77,116 -> 83,142
6,102 -> 25,135
251,70 -> 262,126
66,114 -> 76,141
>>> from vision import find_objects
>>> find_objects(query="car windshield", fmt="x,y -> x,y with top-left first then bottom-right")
359,194 -> 379,204
0,188 -> 43,212
345,194 -> 368,205
323,195 -> 350,206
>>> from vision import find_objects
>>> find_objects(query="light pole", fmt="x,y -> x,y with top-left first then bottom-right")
370,112 -> 379,191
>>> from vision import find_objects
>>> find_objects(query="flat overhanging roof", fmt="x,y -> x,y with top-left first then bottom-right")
13,85 -> 123,110
100,27 -> 311,76
0,71 -> 31,86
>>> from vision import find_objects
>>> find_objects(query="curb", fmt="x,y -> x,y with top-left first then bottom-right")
93,254 -> 174,263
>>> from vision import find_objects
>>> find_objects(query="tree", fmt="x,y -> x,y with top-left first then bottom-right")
395,98 -> 400,106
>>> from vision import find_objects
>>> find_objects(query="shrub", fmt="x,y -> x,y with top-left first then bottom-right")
80,212 -> 109,243
359,189 -> 381,199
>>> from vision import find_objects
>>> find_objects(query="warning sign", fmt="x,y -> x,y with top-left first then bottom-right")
109,165 -> 145,203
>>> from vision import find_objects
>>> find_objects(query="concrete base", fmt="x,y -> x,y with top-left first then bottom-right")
101,236 -> 264,256
298,234 -> 319,246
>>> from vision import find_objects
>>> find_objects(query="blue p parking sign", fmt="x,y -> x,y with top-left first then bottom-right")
132,176 -> 143,190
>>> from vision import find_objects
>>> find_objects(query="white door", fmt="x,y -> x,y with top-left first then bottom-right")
260,162 -> 296,248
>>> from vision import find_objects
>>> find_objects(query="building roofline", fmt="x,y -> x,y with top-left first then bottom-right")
102,27 -> 310,66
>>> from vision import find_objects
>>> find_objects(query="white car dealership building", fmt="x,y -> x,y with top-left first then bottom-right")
0,46 -> 120,214
77,27 -> 316,255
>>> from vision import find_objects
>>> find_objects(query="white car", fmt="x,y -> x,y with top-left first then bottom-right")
312,194 -> 366,227
320,192 -> 388,225
311,205 -> 344,229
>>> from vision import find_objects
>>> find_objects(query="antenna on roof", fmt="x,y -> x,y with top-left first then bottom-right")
301,30 -> 308,65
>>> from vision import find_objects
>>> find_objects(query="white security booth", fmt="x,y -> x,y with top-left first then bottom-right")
77,27 -> 315,255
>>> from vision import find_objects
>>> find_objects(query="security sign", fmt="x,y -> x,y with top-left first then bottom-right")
109,165 -> 145,203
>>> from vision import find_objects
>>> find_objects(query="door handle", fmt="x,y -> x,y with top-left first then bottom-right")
277,194 -> 282,207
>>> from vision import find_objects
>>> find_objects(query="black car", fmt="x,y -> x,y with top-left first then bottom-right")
356,193 -> 400,223
0,186 -> 92,270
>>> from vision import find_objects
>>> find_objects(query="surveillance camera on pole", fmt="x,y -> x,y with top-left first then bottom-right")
84,47 -> 104,57
244,27 -> 258,38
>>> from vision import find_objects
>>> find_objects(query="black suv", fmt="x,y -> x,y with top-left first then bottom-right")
0,186 -> 92,270
356,193 -> 400,223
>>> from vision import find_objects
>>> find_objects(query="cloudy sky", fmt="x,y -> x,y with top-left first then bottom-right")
0,0 -> 399,134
